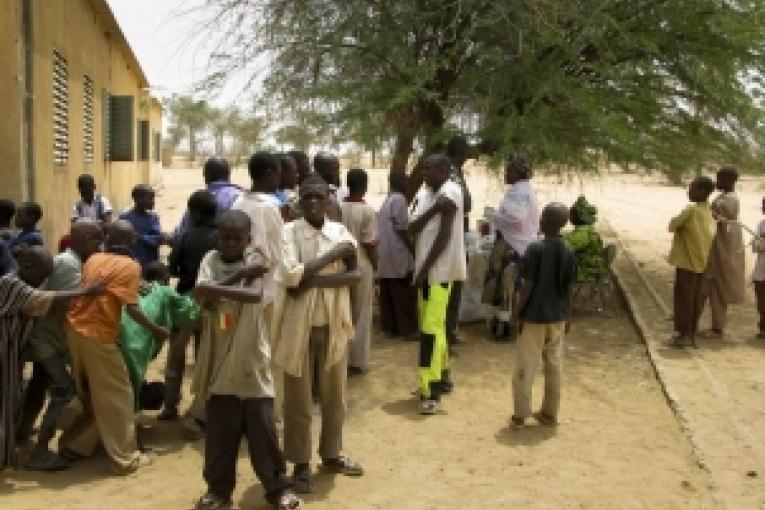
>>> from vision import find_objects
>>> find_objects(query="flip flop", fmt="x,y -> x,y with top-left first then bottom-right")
192,492 -> 231,510
321,456 -> 363,476
274,490 -> 302,510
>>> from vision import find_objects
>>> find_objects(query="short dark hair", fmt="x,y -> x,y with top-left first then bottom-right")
423,154 -> 451,171
288,150 -> 309,169
299,174 -> 329,197
446,136 -> 468,157
692,175 -> 716,199
388,171 -> 408,193
77,174 -> 95,189
131,184 -> 154,200
276,153 -> 296,169
187,190 -> 217,219
0,199 -> 15,223
142,261 -> 169,282
216,209 -> 251,231
19,201 -> 43,222
248,151 -> 279,182
346,168 -> 368,193
203,157 -> 231,183
508,154 -> 532,179
718,166 -> 740,181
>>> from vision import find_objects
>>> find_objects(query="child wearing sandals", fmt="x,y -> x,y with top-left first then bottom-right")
191,210 -> 300,510
511,203 -> 576,428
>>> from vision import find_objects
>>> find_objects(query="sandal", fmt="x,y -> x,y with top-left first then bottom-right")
510,416 -> 525,429
192,492 -> 231,510
321,456 -> 363,476
291,464 -> 313,494
532,411 -> 557,426
274,490 -> 302,510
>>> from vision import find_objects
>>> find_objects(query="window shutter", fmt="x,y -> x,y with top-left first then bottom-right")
154,131 -> 161,162
83,75 -> 94,164
53,51 -> 69,165
138,120 -> 150,161
102,89 -> 111,161
109,95 -> 134,161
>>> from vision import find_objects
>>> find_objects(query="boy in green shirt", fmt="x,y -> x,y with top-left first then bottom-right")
668,176 -> 716,348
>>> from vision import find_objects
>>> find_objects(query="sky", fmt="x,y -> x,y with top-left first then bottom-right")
106,0 -> 252,106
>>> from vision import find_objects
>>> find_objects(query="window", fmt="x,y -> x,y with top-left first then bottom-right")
83,75 -> 94,163
53,50 -> 69,165
153,131 -> 161,162
109,95 -> 134,161
138,120 -> 150,161
102,89 -> 111,161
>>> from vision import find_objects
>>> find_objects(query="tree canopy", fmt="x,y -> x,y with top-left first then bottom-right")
196,0 -> 765,178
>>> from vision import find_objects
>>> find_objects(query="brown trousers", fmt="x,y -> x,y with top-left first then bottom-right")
59,330 -> 139,469
512,322 -> 565,419
283,327 -> 346,464
755,282 -> 765,333
204,395 -> 291,503
379,277 -> 418,337
700,278 -> 729,331
673,269 -> 705,338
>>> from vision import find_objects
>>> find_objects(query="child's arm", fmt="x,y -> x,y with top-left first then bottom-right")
362,243 -> 377,270
193,282 -> 262,303
668,205 -> 692,232
408,196 -> 451,236
125,303 -> 170,339
168,237 -> 183,277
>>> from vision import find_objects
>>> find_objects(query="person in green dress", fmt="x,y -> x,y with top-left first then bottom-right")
118,262 -> 199,411
564,196 -> 605,283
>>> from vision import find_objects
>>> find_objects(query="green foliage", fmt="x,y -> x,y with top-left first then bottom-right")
197,0 -> 765,178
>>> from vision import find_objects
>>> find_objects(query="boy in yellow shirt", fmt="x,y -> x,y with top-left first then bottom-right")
668,176 -> 716,348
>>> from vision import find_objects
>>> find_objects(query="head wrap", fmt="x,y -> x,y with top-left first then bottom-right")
571,195 -> 597,225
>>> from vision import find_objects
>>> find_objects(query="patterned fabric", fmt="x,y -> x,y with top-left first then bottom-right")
564,225 -> 606,283
0,275 -> 36,470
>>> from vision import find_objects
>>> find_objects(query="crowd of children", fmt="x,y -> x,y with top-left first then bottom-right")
0,148 -> 763,508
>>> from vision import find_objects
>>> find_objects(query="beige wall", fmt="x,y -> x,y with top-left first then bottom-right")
0,0 -> 162,247
0,0 -> 25,204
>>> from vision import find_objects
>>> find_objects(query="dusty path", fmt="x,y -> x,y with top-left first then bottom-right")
0,166 -> 721,509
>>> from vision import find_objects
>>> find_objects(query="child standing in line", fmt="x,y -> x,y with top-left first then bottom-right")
700,167 -> 746,337
667,176 -> 716,348
511,203 -> 576,428
339,169 -> 378,374
564,195 -> 605,283
119,184 -> 171,267
71,174 -> 113,223
160,190 -> 218,420
751,198 -> 765,339
273,174 -> 363,492
190,210 -> 301,510
8,202 -> 44,253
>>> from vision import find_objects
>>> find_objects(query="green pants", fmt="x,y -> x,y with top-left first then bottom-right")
418,283 -> 451,400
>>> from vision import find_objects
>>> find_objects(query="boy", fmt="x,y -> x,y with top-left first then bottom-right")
119,262 -> 199,412
60,220 -> 169,474
288,150 -> 311,186
21,220 -> 104,471
339,169 -> 378,374
511,202 -> 576,428
232,152 -> 286,423
564,195 -> 605,283
377,171 -> 418,339
313,152 -> 344,219
0,246 -> 104,471
190,210 -> 301,510
71,173 -> 113,222
119,184 -> 170,267
408,154 -> 466,414
667,176 -> 716,348
8,202 -> 44,253
700,167 -> 746,337
273,174 -> 363,492
0,198 -> 17,241
752,198 -> 765,339
161,190 -> 218,420
276,153 -> 299,220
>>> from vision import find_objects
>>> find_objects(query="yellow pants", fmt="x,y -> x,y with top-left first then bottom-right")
418,283 -> 451,400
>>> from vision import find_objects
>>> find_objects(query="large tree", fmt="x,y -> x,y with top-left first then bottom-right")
165,94 -> 214,163
196,0 -> 765,180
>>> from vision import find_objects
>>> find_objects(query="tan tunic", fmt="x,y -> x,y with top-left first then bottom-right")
705,192 -> 746,303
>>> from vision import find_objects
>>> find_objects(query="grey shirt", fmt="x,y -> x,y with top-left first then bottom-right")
377,192 -> 414,279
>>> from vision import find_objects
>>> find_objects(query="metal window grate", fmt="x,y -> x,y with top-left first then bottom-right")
83,75 -> 94,163
109,95 -> 134,161
138,120 -> 149,161
153,131 -> 161,162
53,50 -> 69,165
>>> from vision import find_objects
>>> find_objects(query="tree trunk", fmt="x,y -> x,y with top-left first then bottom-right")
215,134 -> 224,156
189,126 -> 197,163
390,129 -> 414,173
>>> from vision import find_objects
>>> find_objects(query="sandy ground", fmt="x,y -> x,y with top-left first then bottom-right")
0,165 -> 737,509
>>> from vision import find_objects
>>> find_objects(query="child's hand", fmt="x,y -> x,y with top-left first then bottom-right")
83,281 -> 107,296
332,242 -> 356,260
237,264 -> 268,283
152,325 -> 171,340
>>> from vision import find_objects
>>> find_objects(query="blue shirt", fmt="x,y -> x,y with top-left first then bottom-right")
119,209 -> 162,267
273,189 -> 289,206
173,181 -> 242,240
7,229 -> 44,252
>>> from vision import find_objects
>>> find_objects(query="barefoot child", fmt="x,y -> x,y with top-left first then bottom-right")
752,198 -> 765,339
700,167 -> 746,337
273,174 -> 363,492
340,168 -> 378,374
409,154 -> 466,414
190,210 -> 300,510
667,176 -> 716,348
511,203 -> 576,428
